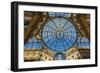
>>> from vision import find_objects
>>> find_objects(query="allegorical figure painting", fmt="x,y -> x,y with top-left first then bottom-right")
24,11 -> 90,62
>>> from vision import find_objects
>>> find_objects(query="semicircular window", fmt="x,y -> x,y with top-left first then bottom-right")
48,12 -> 71,17
24,37 -> 42,49
76,37 -> 90,49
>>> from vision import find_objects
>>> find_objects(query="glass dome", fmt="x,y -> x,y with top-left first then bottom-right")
42,18 -> 77,51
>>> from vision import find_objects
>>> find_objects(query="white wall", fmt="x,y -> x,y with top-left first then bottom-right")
0,0 -> 99,73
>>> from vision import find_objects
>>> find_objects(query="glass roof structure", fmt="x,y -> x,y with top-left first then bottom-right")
24,12 -> 90,51
42,18 -> 77,51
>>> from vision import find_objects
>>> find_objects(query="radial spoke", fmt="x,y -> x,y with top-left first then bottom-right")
49,37 -> 57,47
50,18 -> 59,31
61,19 -> 69,30
62,37 -> 70,48
45,25 -> 56,31
60,38 -> 66,50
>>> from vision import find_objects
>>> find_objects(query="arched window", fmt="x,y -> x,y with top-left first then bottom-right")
24,37 -> 42,49
54,53 -> 66,60
77,37 -> 90,49
48,12 -> 71,17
